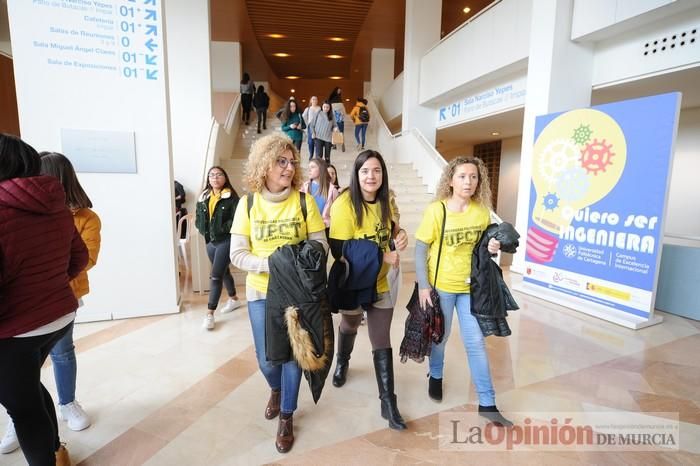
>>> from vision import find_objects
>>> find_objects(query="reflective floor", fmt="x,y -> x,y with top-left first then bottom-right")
1,271 -> 699,465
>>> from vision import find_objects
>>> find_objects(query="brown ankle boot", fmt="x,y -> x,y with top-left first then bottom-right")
265,389 -> 281,420
275,415 -> 294,453
56,444 -> 72,466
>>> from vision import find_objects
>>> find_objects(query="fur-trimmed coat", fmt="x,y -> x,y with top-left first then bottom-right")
266,241 -> 334,403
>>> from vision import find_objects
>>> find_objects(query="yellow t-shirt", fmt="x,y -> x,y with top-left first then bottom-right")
230,191 -> 326,293
207,188 -> 231,220
415,200 -> 490,293
329,192 -> 393,293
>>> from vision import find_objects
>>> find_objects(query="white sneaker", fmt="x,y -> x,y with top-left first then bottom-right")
219,298 -> 242,314
0,419 -> 19,454
203,314 -> 215,330
58,401 -> 91,431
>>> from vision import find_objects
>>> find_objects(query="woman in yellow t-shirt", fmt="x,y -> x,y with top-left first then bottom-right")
229,133 -> 326,454
329,150 -> 409,431
415,156 -> 511,427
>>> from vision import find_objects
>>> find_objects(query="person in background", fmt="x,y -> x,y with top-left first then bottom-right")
329,150 -> 409,431
327,164 -> 340,190
309,101 -> 337,164
195,166 -> 242,330
0,134 -> 88,466
328,87 -> 346,152
349,97 -> 370,150
174,180 -> 188,239
230,133 -> 327,453
280,99 -> 306,152
240,72 -> 256,125
253,85 -> 270,134
414,156 -> 512,427
301,157 -> 338,237
302,96 -> 322,159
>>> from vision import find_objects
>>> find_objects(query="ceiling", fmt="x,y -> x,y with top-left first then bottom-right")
246,0 -> 374,80
437,107 -> 525,150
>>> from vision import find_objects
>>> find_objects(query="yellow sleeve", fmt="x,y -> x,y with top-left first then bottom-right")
329,193 -> 355,240
80,211 -> 102,271
415,202 -> 440,245
303,193 -> 326,234
230,194 -> 251,236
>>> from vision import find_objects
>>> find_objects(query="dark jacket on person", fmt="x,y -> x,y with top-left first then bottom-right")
195,189 -> 239,243
266,240 -> 333,403
470,222 -> 520,337
281,112 -> 306,143
253,92 -> 270,110
327,239 -> 382,312
0,176 -> 88,338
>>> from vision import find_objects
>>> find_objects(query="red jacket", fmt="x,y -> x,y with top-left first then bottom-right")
0,176 -> 88,338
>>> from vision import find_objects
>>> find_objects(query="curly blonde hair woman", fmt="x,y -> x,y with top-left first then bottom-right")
230,133 -> 327,454
413,154 -> 512,427
435,156 -> 493,209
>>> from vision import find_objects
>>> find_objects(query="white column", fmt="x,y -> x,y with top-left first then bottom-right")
511,0 -> 594,273
401,0 -> 441,146
8,0 -> 178,321
370,48 -> 394,99
211,41 -> 241,92
166,0 -> 213,294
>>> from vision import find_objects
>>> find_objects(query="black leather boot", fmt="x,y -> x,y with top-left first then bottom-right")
332,330 -> 357,387
478,405 -> 513,427
373,348 -> 407,430
428,376 -> 443,402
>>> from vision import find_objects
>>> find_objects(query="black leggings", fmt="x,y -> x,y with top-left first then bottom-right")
314,139 -> 332,162
340,305 -> 394,350
256,109 -> 267,131
0,324 -> 71,466
206,238 -> 236,310
241,94 -> 253,123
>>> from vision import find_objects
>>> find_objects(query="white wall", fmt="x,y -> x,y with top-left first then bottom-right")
167,0 -> 213,294
592,7 -> 700,88
370,48 -> 395,98
211,41 -> 241,92
378,72 -> 403,123
496,136 -> 522,266
666,106 -> 700,237
419,0 -> 532,105
8,0 -> 178,321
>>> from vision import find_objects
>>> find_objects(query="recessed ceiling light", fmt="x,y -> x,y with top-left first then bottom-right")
463,7 -> 471,14
345,98 -> 350,101
273,52 -> 291,57
267,33 -> 286,39
302,99 -> 306,102
290,89 -> 295,93
329,76 -> 343,80
285,75 -> 300,79
326,54 -> 343,59
491,131 -> 500,136
328,37 -> 346,42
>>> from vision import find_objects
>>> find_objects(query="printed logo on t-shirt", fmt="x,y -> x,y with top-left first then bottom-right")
362,221 -> 391,249
444,226 -> 482,248
253,217 -> 303,242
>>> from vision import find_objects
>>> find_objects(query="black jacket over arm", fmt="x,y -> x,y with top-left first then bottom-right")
470,222 -> 520,337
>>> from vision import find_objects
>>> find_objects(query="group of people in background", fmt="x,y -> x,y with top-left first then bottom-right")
240,72 -> 271,134
0,134 -> 102,465
190,129 -> 511,454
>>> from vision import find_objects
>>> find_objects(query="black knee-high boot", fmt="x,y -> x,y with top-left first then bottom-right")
332,330 -> 356,387
373,348 -> 407,430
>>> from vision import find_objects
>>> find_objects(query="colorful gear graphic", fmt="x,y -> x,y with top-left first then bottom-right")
572,124 -> 593,145
556,167 -> 590,201
538,138 -> 580,185
580,138 -> 614,175
543,192 -> 560,211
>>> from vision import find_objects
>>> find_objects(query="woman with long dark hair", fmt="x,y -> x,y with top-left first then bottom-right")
0,134 -> 88,466
195,166 -> 241,330
280,99 -> 306,151
253,85 -> 270,134
309,101 -> 337,163
301,157 -> 338,234
240,72 -> 256,125
329,150 -> 409,430
327,164 -> 340,190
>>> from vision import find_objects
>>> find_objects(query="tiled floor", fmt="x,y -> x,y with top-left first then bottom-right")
1,271 -> 699,465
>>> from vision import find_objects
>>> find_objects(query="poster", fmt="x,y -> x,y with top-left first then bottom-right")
519,93 -> 681,329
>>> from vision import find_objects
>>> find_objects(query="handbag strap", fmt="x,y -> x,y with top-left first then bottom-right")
432,202 -> 447,289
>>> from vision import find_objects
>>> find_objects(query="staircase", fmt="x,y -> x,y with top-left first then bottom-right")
220,113 -> 433,275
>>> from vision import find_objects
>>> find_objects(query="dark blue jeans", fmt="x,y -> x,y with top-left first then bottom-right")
206,238 -> 236,310
354,124 -> 368,147
307,126 -> 315,159
49,321 -> 76,405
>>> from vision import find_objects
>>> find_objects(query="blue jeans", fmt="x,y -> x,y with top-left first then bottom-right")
354,124 -> 367,147
429,291 -> 496,406
248,299 -> 302,413
49,321 -> 76,406
307,126 -> 315,159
